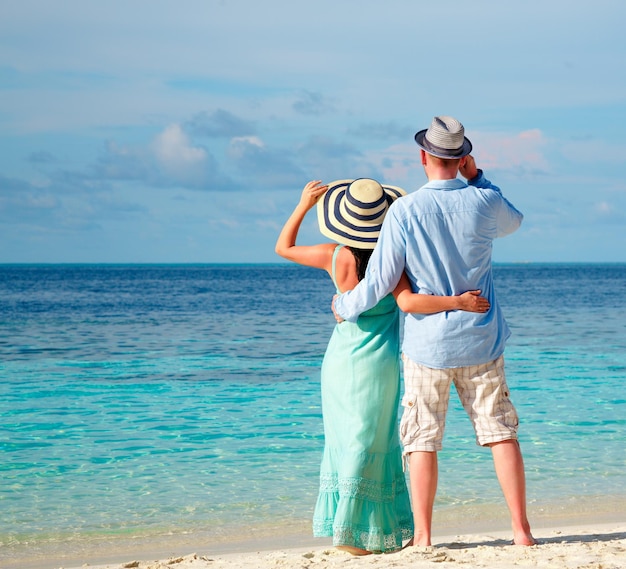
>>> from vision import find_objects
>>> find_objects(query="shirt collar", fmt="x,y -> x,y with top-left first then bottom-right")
422,178 -> 467,190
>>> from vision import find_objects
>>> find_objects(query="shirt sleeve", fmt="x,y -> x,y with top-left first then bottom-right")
470,170 -> 523,238
334,204 -> 406,322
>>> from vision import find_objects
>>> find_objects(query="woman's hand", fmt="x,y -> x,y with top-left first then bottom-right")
299,180 -> 329,211
456,290 -> 490,312
275,179 -> 333,268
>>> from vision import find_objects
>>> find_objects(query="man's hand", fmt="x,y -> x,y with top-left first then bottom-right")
331,294 -> 344,323
460,155 -> 478,181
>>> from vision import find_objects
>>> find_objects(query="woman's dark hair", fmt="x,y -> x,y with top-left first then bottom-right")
348,247 -> 373,281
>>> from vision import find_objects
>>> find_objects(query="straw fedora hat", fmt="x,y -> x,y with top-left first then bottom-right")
414,115 -> 472,159
317,178 -> 406,249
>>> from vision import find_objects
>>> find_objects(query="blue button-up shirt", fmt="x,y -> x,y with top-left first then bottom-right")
334,171 -> 523,368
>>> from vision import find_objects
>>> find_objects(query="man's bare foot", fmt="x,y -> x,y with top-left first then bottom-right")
412,531 -> 432,547
513,528 -> 537,546
336,545 -> 372,556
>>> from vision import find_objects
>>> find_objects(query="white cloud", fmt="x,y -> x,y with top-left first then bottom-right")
153,124 -> 207,172
146,123 -> 235,189
593,200 -> 625,223
359,143 -> 422,188
471,129 -> 550,175
228,136 -> 265,156
357,128 -> 553,189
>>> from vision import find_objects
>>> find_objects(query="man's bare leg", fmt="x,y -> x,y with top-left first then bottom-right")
408,451 -> 438,546
489,439 -> 536,545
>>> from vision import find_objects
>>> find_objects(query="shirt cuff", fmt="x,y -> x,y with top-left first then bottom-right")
334,292 -> 359,323
467,169 -> 484,186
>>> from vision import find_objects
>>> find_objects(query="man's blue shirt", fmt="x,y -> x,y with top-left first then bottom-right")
333,171 -> 523,368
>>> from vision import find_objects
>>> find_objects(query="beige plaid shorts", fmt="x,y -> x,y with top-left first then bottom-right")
399,354 -> 519,453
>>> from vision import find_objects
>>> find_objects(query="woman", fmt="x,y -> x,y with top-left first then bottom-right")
275,179 -> 488,554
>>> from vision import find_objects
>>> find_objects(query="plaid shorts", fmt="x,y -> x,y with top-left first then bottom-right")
399,354 -> 519,453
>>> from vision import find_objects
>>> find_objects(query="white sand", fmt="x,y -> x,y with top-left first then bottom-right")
46,522 -> 624,569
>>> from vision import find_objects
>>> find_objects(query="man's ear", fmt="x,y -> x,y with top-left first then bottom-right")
420,149 -> 427,166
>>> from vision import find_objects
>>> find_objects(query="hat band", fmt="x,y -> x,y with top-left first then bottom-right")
337,200 -> 387,229
422,136 -> 464,157
321,191 -> 380,245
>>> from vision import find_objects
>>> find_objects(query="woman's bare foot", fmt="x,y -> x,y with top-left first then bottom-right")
336,545 -> 372,556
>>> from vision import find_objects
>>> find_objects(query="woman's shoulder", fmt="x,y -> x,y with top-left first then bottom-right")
333,247 -> 359,292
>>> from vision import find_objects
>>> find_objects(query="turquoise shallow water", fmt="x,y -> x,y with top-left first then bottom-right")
0,263 -> 625,564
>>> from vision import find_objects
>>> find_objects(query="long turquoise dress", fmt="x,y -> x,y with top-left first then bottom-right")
312,246 -> 413,552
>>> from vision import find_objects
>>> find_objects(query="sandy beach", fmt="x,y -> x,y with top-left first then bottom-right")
5,518 -> 624,569
88,524 -> 626,569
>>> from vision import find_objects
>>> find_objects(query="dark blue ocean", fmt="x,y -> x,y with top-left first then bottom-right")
1,264 -> 625,565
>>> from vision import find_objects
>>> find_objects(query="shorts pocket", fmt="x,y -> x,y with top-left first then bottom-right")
493,381 -> 519,434
399,393 -> 419,442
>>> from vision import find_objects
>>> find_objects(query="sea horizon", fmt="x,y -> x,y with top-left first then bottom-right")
2,260 -> 626,266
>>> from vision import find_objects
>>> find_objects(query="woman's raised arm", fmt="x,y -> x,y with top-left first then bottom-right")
275,180 -> 333,270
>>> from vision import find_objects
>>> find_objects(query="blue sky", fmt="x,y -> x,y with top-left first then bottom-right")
1,0 -> 624,263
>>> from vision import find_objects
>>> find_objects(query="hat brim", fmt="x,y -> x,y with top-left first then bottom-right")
414,129 -> 473,159
316,179 -> 406,249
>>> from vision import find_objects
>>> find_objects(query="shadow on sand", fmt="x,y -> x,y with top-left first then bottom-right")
439,530 -> 626,549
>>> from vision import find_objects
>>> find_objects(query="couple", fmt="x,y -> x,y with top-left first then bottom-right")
275,116 -> 535,554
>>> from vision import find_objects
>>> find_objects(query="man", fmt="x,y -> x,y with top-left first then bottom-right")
332,116 -> 535,547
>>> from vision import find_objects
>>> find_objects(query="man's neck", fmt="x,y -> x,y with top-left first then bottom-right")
427,173 -> 458,181
422,151 -> 461,181
426,166 -> 459,181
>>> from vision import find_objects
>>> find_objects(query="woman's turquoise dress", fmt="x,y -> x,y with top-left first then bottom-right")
312,246 -> 413,552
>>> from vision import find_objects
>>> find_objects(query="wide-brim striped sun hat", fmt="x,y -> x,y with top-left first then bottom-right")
317,178 -> 406,249
414,115 -> 472,159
